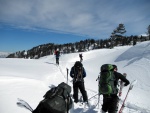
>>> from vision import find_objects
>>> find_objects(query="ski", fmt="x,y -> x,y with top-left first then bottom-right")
96,74 -> 101,109
118,73 -> 127,97
16,98 -> 33,112
118,80 -> 137,113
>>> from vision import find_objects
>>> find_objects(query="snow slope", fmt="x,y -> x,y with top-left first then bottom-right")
0,52 -> 11,58
0,41 -> 150,113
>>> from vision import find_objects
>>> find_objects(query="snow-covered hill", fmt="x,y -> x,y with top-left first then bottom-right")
0,41 -> 150,113
0,52 -> 11,58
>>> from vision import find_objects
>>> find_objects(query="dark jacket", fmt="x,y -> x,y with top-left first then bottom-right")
113,71 -> 130,87
55,51 -> 60,58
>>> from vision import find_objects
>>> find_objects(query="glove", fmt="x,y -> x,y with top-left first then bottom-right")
71,74 -> 74,78
124,82 -> 129,86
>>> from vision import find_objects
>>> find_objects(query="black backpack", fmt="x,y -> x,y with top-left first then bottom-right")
32,82 -> 72,113
99,64 -> 117,95
73,61 -> 84,81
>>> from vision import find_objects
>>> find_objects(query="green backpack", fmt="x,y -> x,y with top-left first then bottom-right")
99,64 -> 117,95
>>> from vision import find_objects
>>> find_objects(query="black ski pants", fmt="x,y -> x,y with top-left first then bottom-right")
102,94 -> 119,113
73,81 -> 88,102
56,58 -> 59,65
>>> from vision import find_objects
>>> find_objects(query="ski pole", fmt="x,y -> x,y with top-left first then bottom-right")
119,87 -> 130,113
88,94 -> 98,100
66,68 -> 69,84
93,93 -> 101,109
97,93 -> 100,108
96,75 -> 100,81
95,74 -> 101,108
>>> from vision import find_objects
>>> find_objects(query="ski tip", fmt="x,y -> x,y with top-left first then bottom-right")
132,80 -> 137,85
129,80 -> 137,90
17,98 -> 22,101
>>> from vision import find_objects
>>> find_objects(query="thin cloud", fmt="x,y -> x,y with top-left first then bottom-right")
0,0 -> 150,38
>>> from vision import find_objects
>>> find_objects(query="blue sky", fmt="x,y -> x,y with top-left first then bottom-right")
0,0 -> 150,52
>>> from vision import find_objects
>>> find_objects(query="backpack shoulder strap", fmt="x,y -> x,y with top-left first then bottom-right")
110,71 -> 118,94
80,67 -> 83,79
73,66 -> 76,78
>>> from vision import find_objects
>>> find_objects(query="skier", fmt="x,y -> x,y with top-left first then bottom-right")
79,53 -> 83,62
70,61 -> 88,103
54,49 -> 60,65
101,65 -> 130,113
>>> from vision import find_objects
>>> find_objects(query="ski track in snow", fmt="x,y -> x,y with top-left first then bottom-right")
0,41 -> 150,113
56,65 -> 150,113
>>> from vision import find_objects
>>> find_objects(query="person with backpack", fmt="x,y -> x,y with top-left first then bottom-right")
54,49 -> 60,65
32,82 -> 72,113
79,53 -> 83,62
70,61 -> 88,103
99,64 -> 130,113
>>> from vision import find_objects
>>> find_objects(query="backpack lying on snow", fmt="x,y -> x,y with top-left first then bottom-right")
99,64 -> 117,95
33,82 -> 72,113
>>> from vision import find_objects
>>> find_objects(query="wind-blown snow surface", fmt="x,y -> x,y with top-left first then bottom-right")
0,41 -> 150,113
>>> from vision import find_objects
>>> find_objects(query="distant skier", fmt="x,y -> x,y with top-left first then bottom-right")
79,53 -> 83,62
54,49 -> 60,65
70,61 -> 88,103
100,64 -> 130,113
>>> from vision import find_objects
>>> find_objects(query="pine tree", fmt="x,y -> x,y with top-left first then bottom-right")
110,23 -> 126,47
115,23 -> 126,35
147,25 -> 150,40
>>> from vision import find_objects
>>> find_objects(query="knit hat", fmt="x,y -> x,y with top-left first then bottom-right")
74,61 -> 82,68
113,65 -> 118,70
